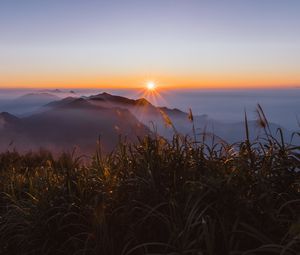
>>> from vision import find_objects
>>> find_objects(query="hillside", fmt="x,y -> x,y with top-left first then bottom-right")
0,134 -> 299,254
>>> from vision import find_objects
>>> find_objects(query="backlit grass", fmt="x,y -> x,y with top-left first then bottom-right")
0,116 -> 300,254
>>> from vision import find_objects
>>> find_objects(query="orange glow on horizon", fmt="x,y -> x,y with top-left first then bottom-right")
0,71 -> 299,90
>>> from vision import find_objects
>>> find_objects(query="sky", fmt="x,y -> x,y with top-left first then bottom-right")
0,0 -> 300,89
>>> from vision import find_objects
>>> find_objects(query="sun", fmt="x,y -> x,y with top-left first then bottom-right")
146,81 -> 156,91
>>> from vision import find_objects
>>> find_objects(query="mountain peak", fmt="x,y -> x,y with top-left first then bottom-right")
44,96 -> 76,108
18,92 -> 59,100
89,92 -> 134,104
135,98 -> 152,106
59,98 -> 94,109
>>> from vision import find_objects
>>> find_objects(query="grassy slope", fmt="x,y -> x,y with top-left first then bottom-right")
0,116 -> 300,254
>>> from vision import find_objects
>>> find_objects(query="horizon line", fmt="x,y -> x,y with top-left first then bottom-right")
0,85 -> 299,91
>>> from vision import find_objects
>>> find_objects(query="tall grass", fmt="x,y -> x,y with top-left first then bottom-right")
0,118 -> 300,254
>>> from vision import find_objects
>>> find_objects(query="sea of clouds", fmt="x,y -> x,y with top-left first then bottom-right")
0,88 -> 299,131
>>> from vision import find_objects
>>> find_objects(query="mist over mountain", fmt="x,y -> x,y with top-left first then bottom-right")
81,92 -> 297,144
0,91 -> 298,155
0,97 -> 149,154
0,92 -> 60,116
2,88 -> 299,129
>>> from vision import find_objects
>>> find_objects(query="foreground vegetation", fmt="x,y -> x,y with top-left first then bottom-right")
0,126 -> 300,254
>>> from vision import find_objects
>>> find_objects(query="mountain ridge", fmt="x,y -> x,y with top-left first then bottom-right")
0,92 -> 297,154
0,95 -> 151,154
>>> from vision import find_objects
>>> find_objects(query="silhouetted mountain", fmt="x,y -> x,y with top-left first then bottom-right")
0,98 -> 149,154
44,96 -> 77,108
85,93 -> 202,137
40,89 -> 63,93
57,98 -> 96,109
87,93 -> 298,143
87,93 -> 170,125
158,107 -> 185,116
0,92 -> 297,154
89,92 -> 136,105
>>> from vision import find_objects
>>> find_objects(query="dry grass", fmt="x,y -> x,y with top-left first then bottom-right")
0,113 -> 300,254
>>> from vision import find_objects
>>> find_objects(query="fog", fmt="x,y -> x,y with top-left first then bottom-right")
109,88 -> 300,131
156,89 -> 300,131
1,88 -> 299,130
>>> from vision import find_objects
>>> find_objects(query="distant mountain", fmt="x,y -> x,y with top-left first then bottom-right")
61,92 -> 297,144
40,89 -> 63,93
84,92 -> 207,138
0,98 -> 149,154
0,93 -> 60,116
0,92 -> 297,154
44,96 -> 77,108
14,93 -> 60,105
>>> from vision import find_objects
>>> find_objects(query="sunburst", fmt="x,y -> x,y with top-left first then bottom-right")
146,81 -> 156,91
